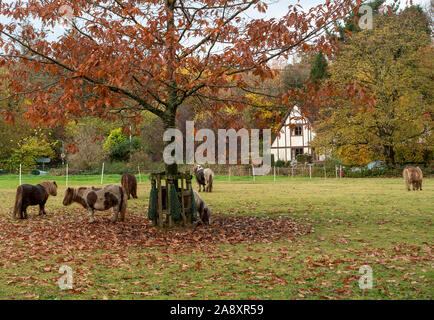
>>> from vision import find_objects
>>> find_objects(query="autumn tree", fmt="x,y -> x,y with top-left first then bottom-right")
64,118 -> 111,171
6,129 -> 57,172
0,0 -> 362,174
312,7 -> 433,166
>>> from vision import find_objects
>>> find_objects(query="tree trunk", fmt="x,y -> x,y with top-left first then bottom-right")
384,145 -> 396,168
163,108 -> 178,175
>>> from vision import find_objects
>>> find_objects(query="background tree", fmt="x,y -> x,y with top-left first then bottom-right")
334,0 -> 400,41
103,128 -> 140,161
6,129 -> 57,172
309,52 -> 328,81
0,0 -> 362,174
64,118 -> 111,171
312,7 -> 433,166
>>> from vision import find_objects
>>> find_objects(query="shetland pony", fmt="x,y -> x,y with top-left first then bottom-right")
13,181 -> 58,219
193,165 -> 214,192
193,190 -> 211,225
403,166 -> 423,191
62,184 -> 127,223
121,173 -> 138,199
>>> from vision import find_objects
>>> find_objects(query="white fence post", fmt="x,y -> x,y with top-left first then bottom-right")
138,165 -> 141,183
101,162 -> 105,184
66,163 -> 69,187
309,164 -> 312,179
339,165 -> 342,179
335,166 -> 338,178
252,165 -> 255,183
19,164 -> 22,186
273,166 -> 276,183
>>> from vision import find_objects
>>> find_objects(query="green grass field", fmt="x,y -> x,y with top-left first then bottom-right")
0,174 -> 432,300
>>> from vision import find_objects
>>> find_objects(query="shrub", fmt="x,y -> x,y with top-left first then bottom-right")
275,160 -> 285,167
296,154 -> 312,164
104,128 -> 140,161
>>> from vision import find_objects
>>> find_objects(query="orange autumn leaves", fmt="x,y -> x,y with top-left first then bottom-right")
0,0 -> 363,130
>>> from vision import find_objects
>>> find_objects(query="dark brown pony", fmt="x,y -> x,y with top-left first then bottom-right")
121,173 -> 138,199
13,181 -> 58,219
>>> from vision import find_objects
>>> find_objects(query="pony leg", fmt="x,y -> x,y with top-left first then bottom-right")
88,209 -> 95,223
111,208 -> 119,222
21,205 -> 28,219
39,202 -> 47,215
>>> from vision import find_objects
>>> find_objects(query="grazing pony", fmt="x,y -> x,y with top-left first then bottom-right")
193,190 -> 211,225
62,184 -> 127,223
13,181 -> 58,219
403,166 -> 423,191
121,173 -> 138,199
193,164 -> 214,192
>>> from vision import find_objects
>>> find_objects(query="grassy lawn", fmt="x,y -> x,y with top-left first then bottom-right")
0,174 -> 432,300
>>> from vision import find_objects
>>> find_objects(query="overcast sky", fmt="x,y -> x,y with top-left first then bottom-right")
251,0 -> 430,19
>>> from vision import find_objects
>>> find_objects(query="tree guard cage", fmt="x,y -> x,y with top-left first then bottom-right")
148,172 -> 197,228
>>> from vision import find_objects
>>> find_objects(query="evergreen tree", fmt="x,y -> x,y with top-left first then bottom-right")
309,53 -> 328,81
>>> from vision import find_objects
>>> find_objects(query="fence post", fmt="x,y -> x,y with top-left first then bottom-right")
252,165 -> 255,183
66,163 -> 69,187
228,167 -> 231,182
335,166 -> 338,178
101,162 -> 105,184
138,165 -> 141,183
291,167 -> 294,178
19,164 -> 22,186
339,165 -> 342,179
273,166 -> 276,183
309,164 -> 312,179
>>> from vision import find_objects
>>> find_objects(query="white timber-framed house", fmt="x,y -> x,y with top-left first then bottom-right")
271,106 -> 325,162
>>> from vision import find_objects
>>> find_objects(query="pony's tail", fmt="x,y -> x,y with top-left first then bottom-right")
119,186 -> 127,221
13,186 -> 23,219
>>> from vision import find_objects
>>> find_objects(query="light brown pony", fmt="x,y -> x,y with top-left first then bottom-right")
193,190 -> 211,225
193,164 -> 214,192
13,181 -> 58,219
403,166 -> 423,191
62,184 -> 127,223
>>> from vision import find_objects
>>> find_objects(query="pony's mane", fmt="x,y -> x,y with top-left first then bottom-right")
39,181 -> 57,195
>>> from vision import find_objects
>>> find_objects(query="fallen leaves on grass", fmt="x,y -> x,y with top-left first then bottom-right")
0,212 -> 313,264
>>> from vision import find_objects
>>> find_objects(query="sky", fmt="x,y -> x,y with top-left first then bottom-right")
250,0 -> 431,19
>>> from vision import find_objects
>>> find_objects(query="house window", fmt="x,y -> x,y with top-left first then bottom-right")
293,125 -> 303,136
292,148 -> 304,159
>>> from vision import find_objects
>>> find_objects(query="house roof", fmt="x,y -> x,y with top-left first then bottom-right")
272,106 -> 318,142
